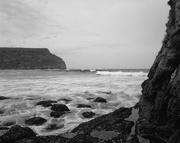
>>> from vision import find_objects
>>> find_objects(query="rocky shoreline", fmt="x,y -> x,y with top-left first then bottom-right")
0,106 -> 143,143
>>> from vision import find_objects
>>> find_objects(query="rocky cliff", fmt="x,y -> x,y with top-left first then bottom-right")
137,0 -> 180,142
0,48 -> 66,69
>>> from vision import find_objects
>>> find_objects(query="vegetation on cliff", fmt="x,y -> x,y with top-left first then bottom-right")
0,47 -> 66,69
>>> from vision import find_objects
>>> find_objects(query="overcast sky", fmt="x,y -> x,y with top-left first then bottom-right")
0,0 -> 169,69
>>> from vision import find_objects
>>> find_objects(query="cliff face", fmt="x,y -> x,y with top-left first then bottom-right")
0,48 -> 66,69
137,0 -> 180,142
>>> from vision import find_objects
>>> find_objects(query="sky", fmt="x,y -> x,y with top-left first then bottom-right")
0,0 -> 169,69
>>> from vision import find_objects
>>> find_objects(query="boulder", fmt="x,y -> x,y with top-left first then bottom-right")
25,117 -> 47,126
0,125 -> 36,143
50,111 -> 66,118
51,104 -> 70,112
93,97 -> 107,103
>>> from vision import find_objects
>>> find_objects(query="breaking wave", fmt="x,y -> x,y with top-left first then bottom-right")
96,71 -> 147,76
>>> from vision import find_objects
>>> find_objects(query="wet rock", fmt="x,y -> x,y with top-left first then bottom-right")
77,104 -> 92,108
0,96 -> 11,100
51,104 -> 70,112
36,100 -> 57,107
82,112 -> 95,118
137,0 -> 180,142
45,124 -> 64,131
68,107 -> 134,143
93,97 -> 107,103
25,117 -> 47,126
50,111 -> 66,118
15,136 -> 69,143
0,125 -> 36,143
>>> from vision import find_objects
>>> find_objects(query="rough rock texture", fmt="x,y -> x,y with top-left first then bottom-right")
51,104 -> 70,112
137,0 -> 180,142
0,47 -> 66,69
0,108 -> 139,143
68,107 -> 135,143
0,125 -> 36,143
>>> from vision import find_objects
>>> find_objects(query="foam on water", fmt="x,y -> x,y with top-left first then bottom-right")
0,69 -> 148,135
96,70 -> 147,76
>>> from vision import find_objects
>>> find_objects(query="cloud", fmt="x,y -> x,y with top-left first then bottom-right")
0,0 -> 46,37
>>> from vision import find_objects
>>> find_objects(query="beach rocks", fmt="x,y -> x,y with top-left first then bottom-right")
93,97 -> 107,103
0,96 -> 11,100
82,111 -> 95,118
45,124 -> 64,131
25,117 -> 47,126
69,107 -> 134,143
77,104 -> 92,108
51,104 -> 70,112
0,107 -> 139,143
0,125 -> 36,143
50,111 -> 66,118
50,104 -> 70,118
36,100 -> 57,107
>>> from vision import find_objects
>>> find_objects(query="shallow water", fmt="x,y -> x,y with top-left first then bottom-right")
0,69 -> 148,135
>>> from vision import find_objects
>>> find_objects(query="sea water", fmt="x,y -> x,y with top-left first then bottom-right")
0,69 -> 148,135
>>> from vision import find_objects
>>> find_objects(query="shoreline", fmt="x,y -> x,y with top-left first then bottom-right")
0,105 -> 150,143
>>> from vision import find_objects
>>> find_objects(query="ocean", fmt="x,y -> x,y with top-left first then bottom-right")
0,69 -> 148,136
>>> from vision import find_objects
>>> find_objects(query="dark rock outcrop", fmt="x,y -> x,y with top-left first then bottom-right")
0,125 -> 36,143
0,108 -> 138,143
0,47 -> 66,69
50,111 -> 66,118
69,107 -> 134,143
51,104 -> 70,112
93,97 -> 107,103
137,0 -> 180,142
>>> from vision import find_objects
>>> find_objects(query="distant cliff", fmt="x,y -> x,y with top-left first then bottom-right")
0,48 -> 66,69
137,0 -> 180,142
